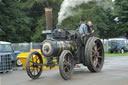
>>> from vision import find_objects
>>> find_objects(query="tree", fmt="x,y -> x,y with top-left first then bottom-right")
115,0 -> 128,37
0,0 -> 122,42
0,0 -> 33,42
61,1 -> 113,39
20,0 -> 63,42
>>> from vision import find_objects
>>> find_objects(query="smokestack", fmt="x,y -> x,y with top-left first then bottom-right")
45,8 -> 53,30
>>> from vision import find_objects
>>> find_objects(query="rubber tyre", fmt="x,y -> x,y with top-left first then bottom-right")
16,59 -> 22,67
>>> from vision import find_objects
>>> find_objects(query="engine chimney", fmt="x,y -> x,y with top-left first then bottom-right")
45,8 -> 52,30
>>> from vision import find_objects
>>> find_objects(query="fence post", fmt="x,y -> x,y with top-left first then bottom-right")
107,40 -> 108,53
30,42 -> 32,50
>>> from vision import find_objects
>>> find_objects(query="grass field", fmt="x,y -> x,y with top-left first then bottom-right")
105,52 -> 128,57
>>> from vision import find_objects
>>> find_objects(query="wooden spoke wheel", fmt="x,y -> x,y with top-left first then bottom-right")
85,37 -> 104,72
59,50 -> 74,80
26,51 -> 43,79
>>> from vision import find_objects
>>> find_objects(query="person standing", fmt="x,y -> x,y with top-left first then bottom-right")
79,23 -> 88,35
87,21 -> 95,34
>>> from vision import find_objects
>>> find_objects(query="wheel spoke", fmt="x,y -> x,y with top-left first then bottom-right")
35,56 -> 37,63
93,57 -> 98,67
30,61 -> 33,63
68,63 -> 72,67
97,56 -> 102,59
30,65 -> 34,67
67,55 -> 70,61
92,49 -> 95,57
32,55 -> 34,63
64,58 -> 68,63
36,67 -> 38,73
59,51 -> 74,80
36,56 -> 39,63
33,68 -> 36,75
97,47 -> 101,51
93,60 -> 97,67
92,56 -> 95,60
63,65 -> 68,71
66,66 -> 70,72
63,61 -> 68,65
97,62 -> 101,66
63,55 -> 72,73
65,58 -> 71,71
94,45 -> 98,51
92,54 -> 95,57
63,67 -> 70,76
31,69 -> 34,72
92,49 -> 95,53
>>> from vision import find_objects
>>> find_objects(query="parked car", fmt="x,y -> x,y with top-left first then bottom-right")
0,41 -> 23,66
108,38 -> 128,53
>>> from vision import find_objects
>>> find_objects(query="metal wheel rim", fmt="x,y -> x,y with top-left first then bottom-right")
91,40 -> 104,69
28,54 -> 42,76
62,53 -> 73,77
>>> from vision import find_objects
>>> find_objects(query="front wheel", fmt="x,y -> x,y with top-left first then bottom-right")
16,59 -> 22,67
85,37 -> 104,72
59,50 -> 74,80
26,51 -> 43,79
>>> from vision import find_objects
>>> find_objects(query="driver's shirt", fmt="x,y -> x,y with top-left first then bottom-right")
79,24 -> 87,35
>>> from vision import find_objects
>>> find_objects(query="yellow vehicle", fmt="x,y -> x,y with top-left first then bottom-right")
17,49 -> 58,70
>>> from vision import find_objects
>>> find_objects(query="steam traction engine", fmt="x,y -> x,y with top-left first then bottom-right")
26,8 -> 104,80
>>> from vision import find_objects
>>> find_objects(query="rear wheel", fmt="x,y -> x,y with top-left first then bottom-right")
26,51 -> 43,79
59,50 -> 74,80
85,37 -> 104,72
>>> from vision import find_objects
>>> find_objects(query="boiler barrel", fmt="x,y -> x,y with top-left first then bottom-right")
41,40 -> 77,57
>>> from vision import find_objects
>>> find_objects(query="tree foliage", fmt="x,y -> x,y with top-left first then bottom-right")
0,0 -> 127,42
115,0 -> 128,37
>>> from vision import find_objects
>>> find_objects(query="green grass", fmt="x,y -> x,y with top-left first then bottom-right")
105,52 -> 128,57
